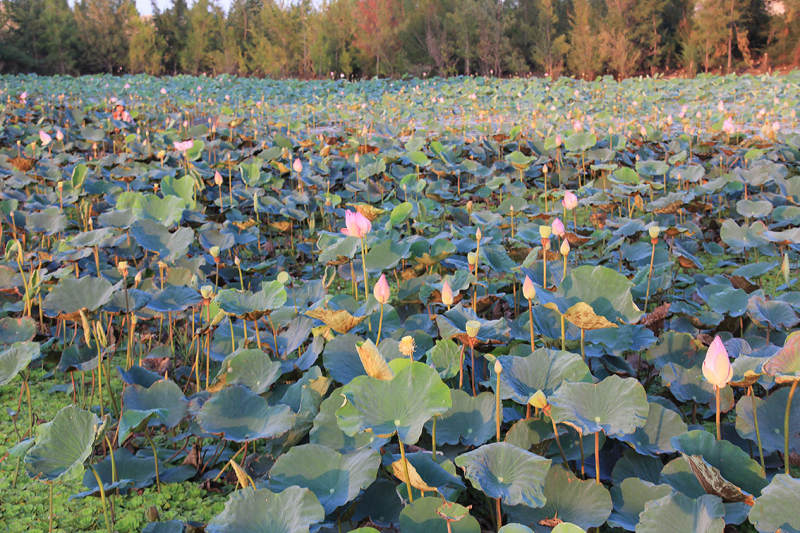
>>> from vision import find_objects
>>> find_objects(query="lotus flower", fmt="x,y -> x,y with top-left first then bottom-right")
174,140 -> 193,152
560,239 -> 570,256
722,118 -> 734,134
160,88 -> 167,95
56,130 -> 64,141
214,171 -> 223,186
373,274 -> 390,304
555,134 -> 562,147
523,275 -> 536,300
551,218 -> 565,237
341,210 -> 371,238
573,120 -> 583,132
441,280 -> 454,307
39,130 -> 51,146
702,336 -> 732,388
293,158 -> 303,173
563,191 -> 578,210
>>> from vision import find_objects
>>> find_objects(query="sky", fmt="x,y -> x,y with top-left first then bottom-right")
135,0 -> 322,16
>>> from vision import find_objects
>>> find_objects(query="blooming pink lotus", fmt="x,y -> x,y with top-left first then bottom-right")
551,217 -> 565,237
39,130 -> 51,146
573,120 -> 582,132
563,191 -> 578,210
174,140 -> 194,152
702,336 -> 732,388
373,274 -> 390,304
341,210 -> 372,238
722,118 -> 734,134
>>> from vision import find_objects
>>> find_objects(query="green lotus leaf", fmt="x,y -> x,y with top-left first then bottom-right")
161,173 -> 196,210
390,202 -> 413,226
134,194 -> 185,226
424,390 -> 496,447
608,477 -> 673,531
427,338 -> 462,380
0,341 -> 39,386
122,380 -> 188,429
611,449 -> 663,485
310,388 -> 387,453
397,452 -> 467,498
748,474 -> 800,533
549,375 -> 649,436
143,522 -> 185,533
551,525 -> 586,533
399,496 -> 480,533
336,361 -> 451,445
747,295 -> 799,330
0,316 -> 37,344
564,132 -> 597,153
81,447 -> 159,492
213,348 -> 282,394
636,493 -> 725,533
645,331 -> 704,370
24,405 -> 101,483
118,409 -> 169,444
197,385 -> 296,443
720,219 -> 769,251
43,276 -> 115,317
734,385 -> 800,453
616,401 -> 688,456
147,285 -> 201,313
206,486 -> 325,533
736,199 -> 773,218
494,348 -> 592,404
455,442 -> 551,507
215,281 -> 286,319
364,239 -> 412,272
129,219 -> 194,263
269,443 -> 380,515
498,525 -> 535,533
505,465 -> 612,532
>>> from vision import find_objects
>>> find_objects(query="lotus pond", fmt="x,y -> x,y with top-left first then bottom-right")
1,73 -> 800,533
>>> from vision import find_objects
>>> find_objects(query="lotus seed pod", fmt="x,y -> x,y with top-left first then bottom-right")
529,390 -> 548,409
465,320 -> 480,338
649,226 -> 660,239
467,252 -> 477,266
200,285 -> 214,299
277,271 -> 290,284
539,225 -> 552,239
209,246 -> 220,259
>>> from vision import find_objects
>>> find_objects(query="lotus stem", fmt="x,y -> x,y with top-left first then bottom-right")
88,466 -> 114,533
551,418 -> 569,471
579,432 -> 585,477
229,317 -> 236,353
145,431 -> 161,493
24,378 -> 33,438
432,416 -> 437,459
542,253 -> 548,292
496,497 -> 502,530
376,302 -> 384,345
527,298 -> 535,349
749,386 -> 766,472
715,385 -> 722,441
458,344 -> 465,390
784,380 -> 798,476
399,440 -> 413,503
560,314 -> 566,350
496,371 -> 502,442
595,432 -> 601,484
360,238 -> 371,331
580,328 -> 586,362
470,344 -> 477,396
644,241 -> 656,313
562,252 -> 567,280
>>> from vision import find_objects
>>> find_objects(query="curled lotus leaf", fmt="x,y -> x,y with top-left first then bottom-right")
305,308 -> 367,334
563,302 -> 618,331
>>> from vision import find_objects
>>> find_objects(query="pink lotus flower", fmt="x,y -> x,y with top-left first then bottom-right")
293,159 -> 303,173
702,336 -> 732,388
722,118 -> 734,134
160,88 -> 167,95
573,120 -> 583,132
39,130 -> 51,146
441,280 -> 454,306
174,140 -> 194,152
667,114 -> 673,125
551,217 -> 565,237
555,135 -> 562,147
717,101 -> 725,112
522,275 -> 535,300
341,210 -> 372,238
373,274 -> 390,304
20,91 -> 27,101
563,191 -> 578,210
214,171 -> 223,186
124,83 -> 131,89
773,121 -> 781,132
640,126 -> 647,137
56,130 -> 64,141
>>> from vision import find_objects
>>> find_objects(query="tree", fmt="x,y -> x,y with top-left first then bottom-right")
531,0 -> 569,76
152,0 -> 188,75
73,0 -> 132,73
352,0 -> 403,76
568,0 -> 604,78
129,9 -> 164,74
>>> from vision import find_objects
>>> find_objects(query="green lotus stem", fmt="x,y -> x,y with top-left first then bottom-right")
749,386 -> 766,472
49,483 -> 54,532
496,372 -> 503,442
644,241 -> 656,313
145,431 -> 162,493
784,380 -> 798,475
229,317 -> 236,353
376,302 -> 384,345
24,378 -> 32,438
88,466 -> 114,533
432,416 -> 437,459
527,298 -> 535,349
595,432 -> 601,485
470,344 -> 477,396
542,253 -> 548,292
496,497 -> 503,529
715,385 -> 722,441
399,440 -> 413,503
579,432 -> 585,477
96,365 -> 104,419
360,238 -> 371,331
551,418 -> 570,471
560,315 -> 566,350
458,344 -> 465,390
580,328 -> 586,362
562,253 -> 567,280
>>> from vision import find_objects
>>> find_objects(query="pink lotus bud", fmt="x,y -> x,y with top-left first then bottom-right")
702,336 -> 732,388
563,191 -> 578,211
56,130 -> 64,141
555,134 -> 562,147
573,120 -> 582,132
293,158 -> 303,173
373,274 -> 390,304
717,101 -> 725,112
560,239 -> 570,256
160,88 -> 167,95
773,121 -> 781,132
341,210 -> 372,238
551,218 -> 565,237
523,275 -> 536,300
640,126 -> 647,137
214,171 -> 223,186
39,130 -> 51,146
441,280 -> 454,306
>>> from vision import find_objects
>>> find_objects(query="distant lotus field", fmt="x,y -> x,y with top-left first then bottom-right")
1,72 -> 800,533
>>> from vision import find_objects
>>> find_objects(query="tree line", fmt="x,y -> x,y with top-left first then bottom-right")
0,0 -> 798,79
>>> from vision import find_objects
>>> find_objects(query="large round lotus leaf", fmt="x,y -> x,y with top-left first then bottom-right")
0,316 -> 36,344
495,348 -> 592,404
104,288 -> 151,314
426,338 -> 461,380
143,522 -> 185,533
423,390 -> 496,446
310,388 -> 386,452
455,442 -> 551,507
58,342 -> 101,373
215,281 -> 287,318
537,265 -> 643,324
670,430 -> 767,497
660,363 -> 724,406
550,375 -> 648,436
748,474 -> 800,533
499,525 -> 534,533
122,380 -> 188,429
336,361 -> 451,445
616,401 -> 687,455
505,465 -> 612,532
395,452 -> 466,497
0,341 -> 39,386
736,199 -> 773,218
81,447 -> 159,491
146,285 -> 201,313
214,348 -> 282,394
398,496 -> 480,533
43,276 -> 115,317
707,287 -> 750,317
129,219 -> 194,263
119,409 -> 169,444
611,450 -> 663,486
198,385 -> 296,443
636,493 -> 725,533
608,477 -> 673,530
504,417 -> 557,454
323,333 -> 368,384
206,486 -> 325,533
24,405 -> 100,483
645,332 -> 704,370
435,304 -> 510,343
351,477 -> 404,527
269,443 -> 380,515
551,525 -> 586,533
764,331 -> 800,383
747,295 -> 799,330
735,385 -> 800,453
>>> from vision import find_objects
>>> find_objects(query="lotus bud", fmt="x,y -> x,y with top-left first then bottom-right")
543,164 -> 549,175
467,252 -> 477,266
56,130 -> 64,141
551,218 -> 565,237
354,153 -> 359,164
200,285 -> 214,299
57,181 -> 63,191
475,227 -> 482,244
277,271 -> 290,284
466,201 -> 473,213
373,274 -> 391,304
234,256 -> 240,266
214,171 -> 223,186
465,320 -> 480,338
528,390 -> 547,409
494,359 -> 503,375
441,280 -> 454,306
649,226 -> 660,239
539,225 -> 552,239
560,239 -> 570,256
563,191 -> 578,210
209,246 -> 220,259
702,335 -> 732,388
399,335 -> 416,357
134,271 -> 142,285
293,158 -> 303,173
523,275 -> 536,300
